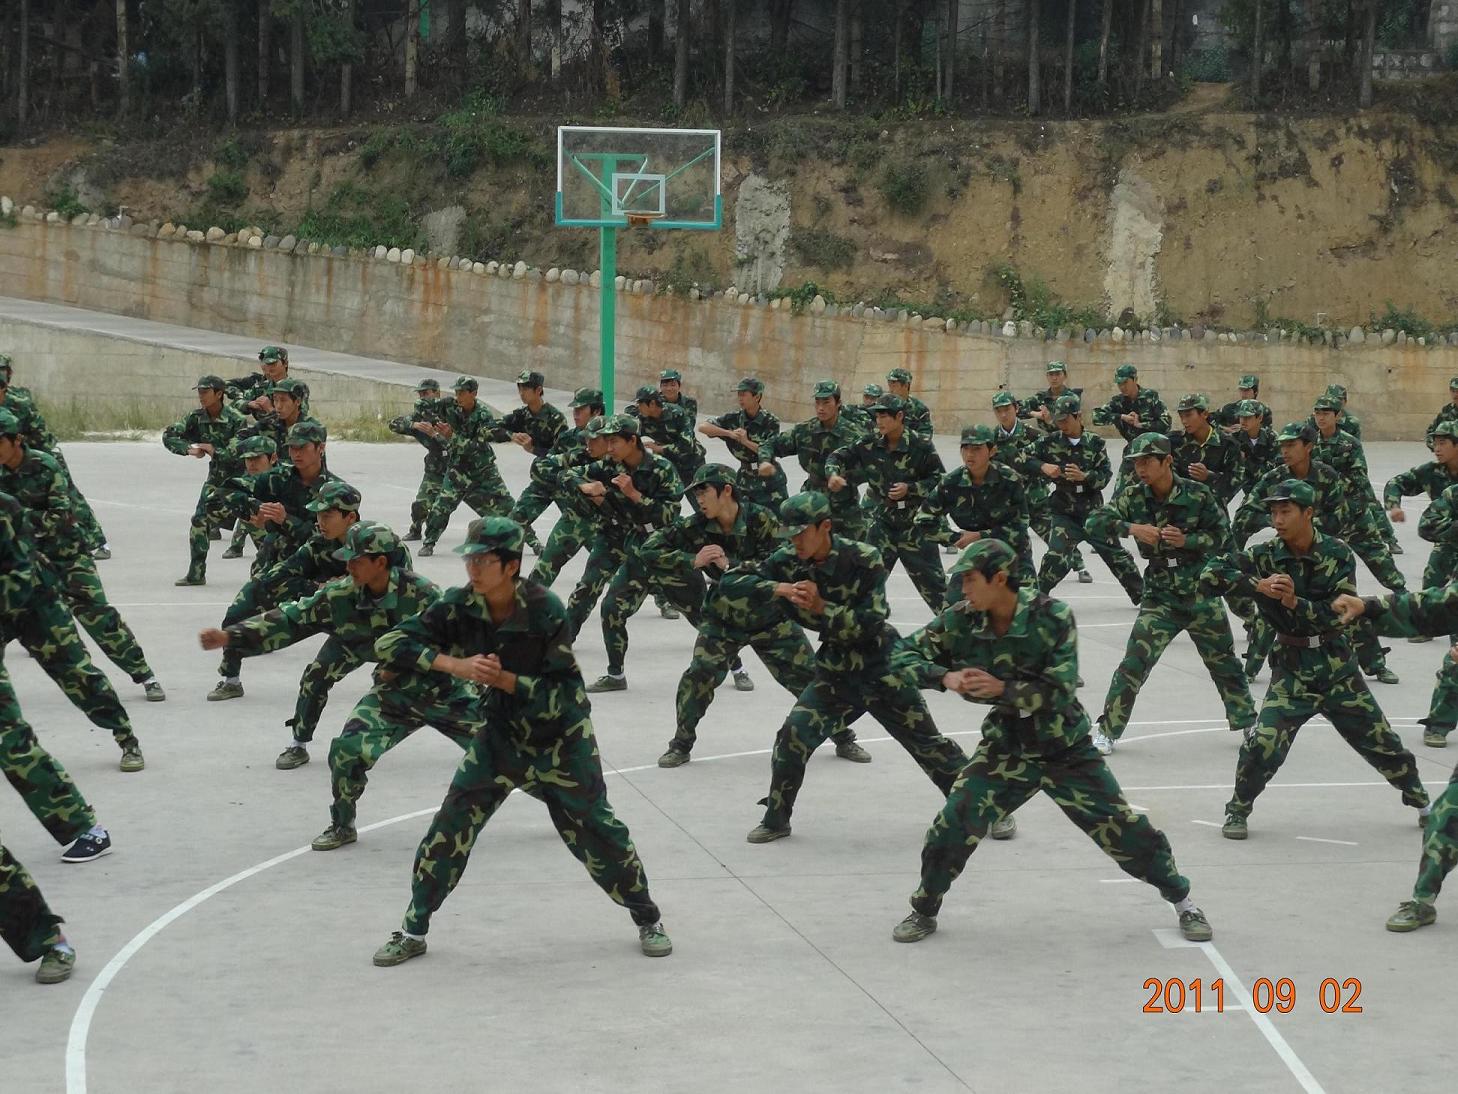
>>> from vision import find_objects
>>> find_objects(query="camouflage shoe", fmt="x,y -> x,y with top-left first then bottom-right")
989,815 -> 1017,840
208,527 -> 223,541
1385,900 -> 1436,933
221,543 -> 245,559
92,546 -> 111,561
732,668 -> 755,692
585,674 -> 627,693
143,680 -> 166,702
1221,812 -> 1248,840
276,745 -> 310,770
1370,667 -> 1400,685
403,525 -> 423,542
119,738 -> 145,773
207,680 -> 244,702
1423,727 -> 1450,748
944,543 -> 959,556
657,601 -> 681,620
1076,568 -> 1094,584
311,825 -> 357,851
1178,907 -> 1213,942
892,912 -> 938,943
174,573 -> 205,586
834,739 -> 872,763
35,946 -> 76,984
746,822 -> 791,844
657,745 -> 690,768
418,544 -> 435,557
1390,542 -> 1405,555
373,932 -> 427,967
638,923 -> 673,957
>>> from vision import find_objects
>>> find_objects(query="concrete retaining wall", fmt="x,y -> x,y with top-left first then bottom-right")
2,215 -> 1455,439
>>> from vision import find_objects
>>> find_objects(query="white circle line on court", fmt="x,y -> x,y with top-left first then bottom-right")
61,717 -> 1441,1093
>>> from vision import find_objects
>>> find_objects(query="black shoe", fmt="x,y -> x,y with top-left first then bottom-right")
62,830 -> 113,863
403,526 -> 422,542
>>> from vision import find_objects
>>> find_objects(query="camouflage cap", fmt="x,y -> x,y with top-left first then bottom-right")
589,413 -> 638,439
660,368 -> 684,382
1046,361 -> 1068,375
1276,420 -> 1315,443
455,516 -> 526,557
1450,376 -> 1458,391
1325,383 -> 1348,400
960,424 -> 997,446
415,378 -> 441,393
1236,398 -> 1264,418
452,375 -> 479,392
634,384 -> 663,404
1114,363 -> 1139,383
333,521 -> 401,561
736,377 -> 766,395
947,538 -> 1017,579
0,353 -> 11,370
1266,478 -> 1317,508
235,434 -> 278,458
193,374 -> 226,391
1238,374 -> 1259,390
812,380 -> 841,400
0,408 -> 20,436
886,367 -> 913,384
869,393 -> 908,415
570,387 -> 605,409
1434,420 -> 1458,442
775,491 -> 832,537
305,480 -> 362,513
689,463 -> 737,489
1176,392 -> 1210,412
1052,393 -> 1082,420
1313,393 -> 1343,412
515,369 -> 546,387
1127,432 -> 1173,458
862,383 -> 884,399
258,345 -> 288,363
991,391 -> 1017,409
270,377 -> 309,399
285,420 -> 327,446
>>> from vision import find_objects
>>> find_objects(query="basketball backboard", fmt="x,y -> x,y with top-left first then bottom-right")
556,126 -> 721,230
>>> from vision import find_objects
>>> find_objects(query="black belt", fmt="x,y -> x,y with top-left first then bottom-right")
1275,631 -> 1339,649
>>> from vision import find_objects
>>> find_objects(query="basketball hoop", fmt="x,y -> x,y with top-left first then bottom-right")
625,211 -> 665,229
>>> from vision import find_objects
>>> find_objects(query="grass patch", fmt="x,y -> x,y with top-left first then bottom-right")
43,398 -> 173,440
324,412 -> 417,443
878,160 -> 930,216
993,264 -> 1106,331
206,169 -> 249,207
790,228 -> 856,271
291,182 -> 423,251
45,185 -> 90,219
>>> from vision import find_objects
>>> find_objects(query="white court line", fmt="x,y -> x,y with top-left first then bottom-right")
1295,836 -> 1360,847
1154,929 -> 1326,1094
1191,820 -> 1221,828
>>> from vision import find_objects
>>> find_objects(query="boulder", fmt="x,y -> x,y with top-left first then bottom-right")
400,248 -> 415,264
206,226 -> 225,242
278,234 -> 297,251
513,260 -> 528,279
562,269 -> 579,285
386,247 -> 402,263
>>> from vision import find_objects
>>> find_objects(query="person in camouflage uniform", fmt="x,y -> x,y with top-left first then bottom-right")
388,377 -> 448,541
370,516 -> 672,967
884,368 -> 934,441
1168,392 -> 1241,507
520,390 -> 607,587
922,424 -> 1033,600
1092,363 -> 1171,495
841,383 -> 882,431
700,377 -> 789,508
561,415 -> 684,643
1232,421 -> 1402,685
655,467 -> 871,767
658,368 -> 698,419
489,369 -> 565,553
631,385 -> 704,485
1312,391 -> 1399,554
1401,482 -> 1458,744
1229,398 -> 1280,497
995,390 -> 1092,581
1211,374 -> 1272,433
1085,433 -> 1256,754
0,833 -> 76,983
725,492 -> 971,843
1019,361 -> 1084,435
1331,586 -> 1458,931
1426,376 -> 1458,450
417,377 -> 513,556
165,374 -> 249,586
825,393 -> 948,613
1022,395 -> 1143,603
1319,383 -> 1362,440
199,521 -> 433,773
886,539 -> 1213,946
0,409 -> 165,704
757,380 -> 872,541
0,488 -> 143,772
1199,479 -> 1430,841
1385,418 -> 1458,604
220,346 -> 290,558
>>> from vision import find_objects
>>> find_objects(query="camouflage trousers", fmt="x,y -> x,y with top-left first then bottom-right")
759,669 -> 967,828
402,713 -> 661,935
218,568 -> 319,679
566,540 -> 627,637
504,479 -> 549,551
51,556 -> 154,683
909,738 -> 1191,916
1028,496 -> 1087,571
423,465 -> 514,549
528,509 -> 594,588
285,637 -> 372,745
0,596 -> 133,743
1100,594 -> 1256,739
183,480 -> 231,581
600,554 -> 705,676
226,521 -> 266,557
866,516 -> 947,613
1349,523 -> 1406,592
1422,649 -> 1458,738
1415,764 -> 1458,903
327,680 -> 481,830
1228,666 -> 1429,818
1241,608 -> 1390,676
0,837 -> 64,963
408,465 -> 446,535
1038,511 -> 1143,603
50,446 -> 107,552
1,666 -> 95,845
739,465 -> 788,510
672,620 -> 858,753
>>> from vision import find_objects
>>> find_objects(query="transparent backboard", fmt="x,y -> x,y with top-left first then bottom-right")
556,126 -> 722,230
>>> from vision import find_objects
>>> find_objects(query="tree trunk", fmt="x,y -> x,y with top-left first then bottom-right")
1135,0 -> 1149,95
591,0 -> 608,92
1097,0 -> 1111,87
770,0 -> 793,54
1028,0 -> 1041,115
673,0 -> 690,106
650,0 -> 665,61
1251,0 -> 1263,99
18,0 -> 30,129
548,0 -> 562,79
893,0 -> 903,97
257,0 -> 269,111
447,0 -> 467,86
944,0 -> 958,101
341,0 -> 355,116
850,0 -> 863,94
1358,0 -> 1374,107
290,12 -> 304,114
114,0 -> 127,118
723,0 -> 735,112
1150,0 -> 1163,78
1064,0 -> 1076,112
992,0 -> 1005,103
405,0 -> 419,97
517,0 -> 532,74
832,0 -> 849,107
224,1 -> 239,124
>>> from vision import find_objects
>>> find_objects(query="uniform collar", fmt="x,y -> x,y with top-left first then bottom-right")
963,586 -> 1039,638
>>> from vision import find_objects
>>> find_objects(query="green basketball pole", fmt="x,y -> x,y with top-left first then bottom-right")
599,224 -> 617,411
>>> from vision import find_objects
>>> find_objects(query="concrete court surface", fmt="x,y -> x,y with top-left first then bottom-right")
3,432 -> 1456,1094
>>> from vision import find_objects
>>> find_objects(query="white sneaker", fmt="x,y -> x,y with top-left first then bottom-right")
1091,725 -> 1115,756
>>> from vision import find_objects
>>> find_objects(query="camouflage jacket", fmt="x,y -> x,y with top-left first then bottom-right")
1019,386 -> 1084,434
992,420 -> 1050,500
0,489 -> 40,618
1086,475 -> 1232,601
227,567 -> 438,657
1418,483 -> 1458,549
717,535 -> 894,673
639,500 -> 780,584
1198,531 -> 1361,679
1091,387 -> 1171,442
630,403 -> 704,480
493,402 -> 568,458
0,449 -> 90,565
210,464 -> 345,564
1426,403 -> 1458,449
757,412 -> 871,518
825,430 -> 945,526
663,393 -> 699,419
1384,460 -> 1458,509
440,401 -> 505,478
1232,460 -> 1349,545
163,403 -> 249,484
238,412 -> 325,468
923,464 -> 1031,557
1026,430 -> 1113,516
0,390 -> 60,453
529,432 -> 595,495
1213,399 -> 1273,430
375,579 -> 587,734
902,395 -> 934,442
1311,428 -> 1368,487
1356,583 -> 1458,640
259,528 -> 369,593
1168,426 -> 1241,506
893,587 -> 1088,754
1231,426 -> 1281,496
564,451 -> 683,544
708,406 -> 783,473
224,371 -> 274,419
388,397 -> 448,468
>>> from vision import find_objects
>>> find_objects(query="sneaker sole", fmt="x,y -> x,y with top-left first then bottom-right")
312,835 -> 358,851
640,944 -> 674,957
145,692 -> 166,703
893,926 -> 937,943
835,751 -> 873,763
207,691 -> 244,702
657,755 -> 690,768
1221,828 -> 1248,840
277,756 -> 311,770
1385,919 -> 1430,933
1180,927 -> 1214,942
119,760 -> 145,773
1424,736 -> 1448,748
62,847 -> 113,864
746,828 -> 791,844
373,949 -> 425,967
